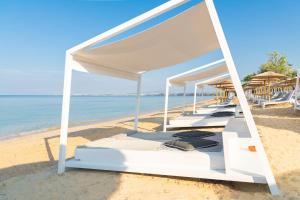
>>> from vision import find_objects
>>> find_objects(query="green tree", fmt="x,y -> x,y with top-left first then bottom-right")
259,51 -> 296,77
242,72 -> 256,83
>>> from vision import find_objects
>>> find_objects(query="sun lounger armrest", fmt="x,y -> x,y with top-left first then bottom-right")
222,131 -> 238,174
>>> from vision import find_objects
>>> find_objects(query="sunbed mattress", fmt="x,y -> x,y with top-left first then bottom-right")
75,133 -> 225,170
168,115 -> 231,127
196,107 -> 235,115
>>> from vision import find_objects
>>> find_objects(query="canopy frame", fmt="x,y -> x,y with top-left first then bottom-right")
163,59 -> 228,130
57,0 -> 279,195
295,69 -> 300,110
168,59 -> 225,86
193,73 -> 230,113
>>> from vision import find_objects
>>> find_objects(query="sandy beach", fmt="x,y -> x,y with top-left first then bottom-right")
0,101 -> 300,200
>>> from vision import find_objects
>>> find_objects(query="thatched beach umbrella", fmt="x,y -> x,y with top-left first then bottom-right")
285,77 -> 297,88
246,80 -> 265,97
252,71 -> 286,101
208,79 -> 233,87
215,81 -> 234,100
209,79 -> 233,102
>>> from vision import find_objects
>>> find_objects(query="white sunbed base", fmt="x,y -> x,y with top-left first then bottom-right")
261,100 -> 291,108
222,118 -> 267,184
65,130 -> 266,184
167,116 -> 232,129
207,103 -> 234,108
72,136 -> 224,170
66,158 -> 265,183
196,107 -> 235,115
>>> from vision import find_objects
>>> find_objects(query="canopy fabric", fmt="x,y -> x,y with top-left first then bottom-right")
169,63 -> 228,86
72,2 -> 220,80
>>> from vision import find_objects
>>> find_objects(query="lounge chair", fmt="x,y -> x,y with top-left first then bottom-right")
207,98 -> 234,108
260,90 -> 295,108
294,96 -> 300,111
295,103 -> 300,111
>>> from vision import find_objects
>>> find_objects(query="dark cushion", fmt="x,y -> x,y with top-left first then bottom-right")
173,130 -> 215,139
210,111 -> 235,117
163,138 -> 219,151
224,104 -> 237,108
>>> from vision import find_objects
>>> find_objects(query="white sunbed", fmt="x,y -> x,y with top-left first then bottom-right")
68,132 -> 225,174
167,115 -> 232,129
295,104 -> 300,111
207,99 -> 234,108
66,118 -> 267,184
196,106 -> 236,115
294,99 -> 300,111
166,106 -> 239,130
260,91 -> 295,108
256,92 -> 284,104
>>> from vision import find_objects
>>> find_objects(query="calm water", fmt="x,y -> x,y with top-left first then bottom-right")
0,95 -> 211,137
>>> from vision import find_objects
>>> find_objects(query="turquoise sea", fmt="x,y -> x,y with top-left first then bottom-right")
0,95 -> 211,138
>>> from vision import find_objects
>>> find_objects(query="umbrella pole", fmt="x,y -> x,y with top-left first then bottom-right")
264,80 -> 266,100
216,88 -> 218,104
268,79 -> 271,102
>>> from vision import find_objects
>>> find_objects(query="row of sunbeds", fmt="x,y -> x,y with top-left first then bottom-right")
250,90 -> 295,108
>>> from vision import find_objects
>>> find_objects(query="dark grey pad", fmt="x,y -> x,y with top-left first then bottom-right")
173,131 -> 215,139
224,104 -> 236,108
210,111 -> 235,117
163,138 -> 219,151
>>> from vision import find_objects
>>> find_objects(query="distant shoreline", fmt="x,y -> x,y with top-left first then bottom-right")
0,96 -> 213,140
0,102 -> 191,141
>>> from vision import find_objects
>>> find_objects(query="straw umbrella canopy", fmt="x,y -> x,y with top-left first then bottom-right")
208,79 -> 233,101
275,78 -> 296,91
247,80 -> 265,86
252,71 -> 286,79
251,71 -> 286,101
285,77 -> 297,87
246,80 -> 265,96
215,81 -> 234,100
208,79 -> 232,87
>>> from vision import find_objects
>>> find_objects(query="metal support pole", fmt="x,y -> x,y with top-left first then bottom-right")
163,80 -> 170,132
205,0 -> 279,195
134,75 -> 142,131
58,53 -> 73,174
193,85 -> 197,114
295,70 -> 300,110
182,84 -> 186,114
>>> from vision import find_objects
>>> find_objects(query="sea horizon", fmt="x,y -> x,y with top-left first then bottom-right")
0,93 -> 215,97
0,95 -> 212,139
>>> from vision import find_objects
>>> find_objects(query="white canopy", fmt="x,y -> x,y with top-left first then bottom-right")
168,59 -> 228,86
71,2 -> 220,80
196,73 -> 230,88
58,0 -> 279,195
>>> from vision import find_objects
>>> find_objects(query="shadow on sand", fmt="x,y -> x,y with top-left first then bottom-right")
252,107 -> 300,133
1,106 -> 299,199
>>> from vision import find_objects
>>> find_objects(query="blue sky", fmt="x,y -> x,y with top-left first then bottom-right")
0,0 -> 299,95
